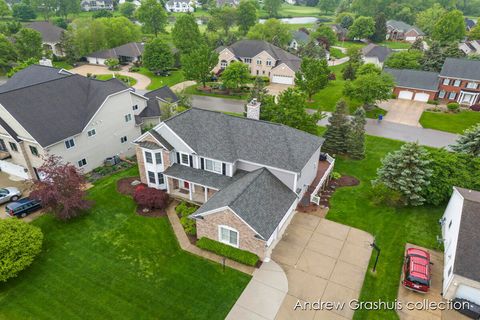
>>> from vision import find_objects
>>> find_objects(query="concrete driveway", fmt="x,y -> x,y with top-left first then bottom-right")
379,99 -> 430,127
272,213 -> 374,319
0,172 -> 42,222
71,64 -> 151,90
266,83 -> 293,97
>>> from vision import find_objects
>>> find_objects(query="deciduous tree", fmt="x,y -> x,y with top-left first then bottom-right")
143,38 -> 173,73
298,40 -> 327,59
356,63 -> 381,76
237,0 -> 257,34
247,18 -> 291,47
133,186 -> 169,210
295,58 -> 329,101
415,4 -> 446,35
322,99 -> 350,154
344,72 -> 394,108
374,142 -> 433,206
136,0 -> 167,36
30,155 -> 91,221
181,43 -> 219,87
384,50 -> 423,69
263,0 -> 282,18
14,28 -> 42,60
432,10 -> 466,44
12,3 -> 36,20
348,16 -> 375,40
318,0 -> 338,14
312,24 -> 337,48
119,2 -> 136,19
210,6 -> 237,36
221,61 -> 250,90
450,123 -> 480,157
0,0 -> 10,17
172,14 -> 201,54
0,34 -> 17,73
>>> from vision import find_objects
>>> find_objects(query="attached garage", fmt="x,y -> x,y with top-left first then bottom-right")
456,285 -> 480,305
414,92 -> 430,102
271,75 -> 294,85
0,160 -> 28,180
398,90 -> 414,100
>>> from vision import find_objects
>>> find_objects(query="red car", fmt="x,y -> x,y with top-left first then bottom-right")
402,248 -> 431,293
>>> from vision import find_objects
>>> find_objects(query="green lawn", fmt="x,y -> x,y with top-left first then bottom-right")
184,84 -> 249,100
95,74 -> 138,86
419,110 -> 480,134
0,168 -> 250,320
325,135 -> 444,319
52,61 -> 73,70
378,41 -> 412,50
330,47 -> 346,58
336,40 -> 367,50
259,4 -> 323,18
137,68 -> 185,90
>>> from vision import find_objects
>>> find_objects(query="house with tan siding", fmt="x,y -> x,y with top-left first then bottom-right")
134,103 -> 335,260
213,40 -> 301,85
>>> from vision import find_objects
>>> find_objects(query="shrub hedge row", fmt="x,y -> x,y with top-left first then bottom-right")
197,237 -> 259,267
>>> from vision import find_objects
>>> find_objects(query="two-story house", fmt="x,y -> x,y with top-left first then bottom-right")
80,0 -> 114,11
213,40 -> 302,85
386,20 -> 424,42
0,65 -> 165,180
438,58 -> 480,106
441,187 -> 480,311
134,103 -> 334,260
165,0 -> 195,12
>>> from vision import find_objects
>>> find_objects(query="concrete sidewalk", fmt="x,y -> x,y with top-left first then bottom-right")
227,261 -> 288,320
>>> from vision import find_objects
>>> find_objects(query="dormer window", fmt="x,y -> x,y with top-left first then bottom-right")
180,153 -> 190,166
205,159 -> 222,173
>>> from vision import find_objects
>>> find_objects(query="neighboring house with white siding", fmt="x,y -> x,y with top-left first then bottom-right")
441,187 -> 480,311
165,0 -> 195,12
0,65 -> 164,180
134,104 -> 334,260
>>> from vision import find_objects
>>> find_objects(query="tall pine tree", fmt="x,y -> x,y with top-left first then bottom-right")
374,143 -> 433,206
347,107 -> 366,159
322,99 -> 350,154
450,123 -> 480,157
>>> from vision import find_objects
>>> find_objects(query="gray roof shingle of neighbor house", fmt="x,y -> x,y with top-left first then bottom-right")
194,168 -> 298,240
0,70 -> 127,147
362,43 -> 393,63
387,20 -> 424,35
26,21 -> 64,43
440,58 -> 480,81
384,68 -> 440,91
292,29 -> 309,43
163,108 -> 324,172
88,42 -> 144,59
217,39 -> 302,71
0,65 -> 72,93
453,187 -> 480,282
139,86 -> 179,118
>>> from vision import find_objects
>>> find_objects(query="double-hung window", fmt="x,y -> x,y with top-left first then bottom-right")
244,58 -> 252,63
266,59 -> 272,66
205,159 -> 222,173
467,82 -> 478,89
65,138 -> 75,149
157,173 -> 164,184
155,152 -> 162,164
145,151 -> 153,164
124,114 -> 132,122
9,142 -> 18,152
438,90 -> 446,99
30,146 -> 39,157
78,158 -> 87,167
443,78 -> 450,85
219,226 -> 239,247
453,79 -> 461,87
180,153 -> 189,166
256,59 -> 262,65
87,129 -> 96,137
148,171 -> 155,184
120,136 -> 128,143
448,92 -> 456,100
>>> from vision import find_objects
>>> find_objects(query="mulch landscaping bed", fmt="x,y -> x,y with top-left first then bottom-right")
319,175 -> 360,207
117,177 -> 167,218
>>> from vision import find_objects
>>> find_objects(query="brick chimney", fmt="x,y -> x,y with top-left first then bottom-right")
246,98 -> 261,120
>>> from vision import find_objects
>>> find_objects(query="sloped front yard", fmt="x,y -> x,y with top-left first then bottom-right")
0,168 -> 250,320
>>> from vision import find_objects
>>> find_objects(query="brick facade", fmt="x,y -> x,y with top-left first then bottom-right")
438,77 -> 480,104
196,208 -> 266,260
135,146 -> 147,184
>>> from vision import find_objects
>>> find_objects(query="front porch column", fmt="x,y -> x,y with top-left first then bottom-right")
204,187 -> 208,202
189,182 -> 193,201
457,92 -> 464,104
166,176 -> 170,193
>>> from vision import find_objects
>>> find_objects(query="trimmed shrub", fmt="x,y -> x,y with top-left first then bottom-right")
180,216 -> 196,235
197,237 -> 259,266
175,201 -> 197,217
133,187 -> 169,210
0,219 -> 43,282
447,102 -> 459,112
427,100 -> 439,105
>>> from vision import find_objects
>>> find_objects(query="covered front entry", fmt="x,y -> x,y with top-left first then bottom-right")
458,91 -> 480,106
167,176 -> 217,204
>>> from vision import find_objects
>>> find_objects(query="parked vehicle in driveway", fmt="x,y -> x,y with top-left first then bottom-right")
402,248 -> 431,293
0,187 -> 21,204
6,198 -> 42,218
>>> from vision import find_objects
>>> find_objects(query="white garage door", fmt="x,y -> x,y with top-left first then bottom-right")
272,75 -> 294,85
456,285 -> 480,305
0,160 -> 28,180
405,36 -> 417,42
414,93 -> 430,102
398,90 -> 414,100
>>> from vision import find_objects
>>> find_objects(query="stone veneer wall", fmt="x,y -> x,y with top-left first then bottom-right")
196,208 -> 266,260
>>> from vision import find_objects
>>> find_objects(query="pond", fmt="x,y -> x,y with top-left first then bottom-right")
259,17 -> 318,24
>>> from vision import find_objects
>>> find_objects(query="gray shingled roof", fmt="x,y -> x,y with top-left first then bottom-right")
219,40 -> 302,72
453,187 -> 480,282
0,117 -> 20,142
0,65 -> 71,93
140,86 -> 179,118
440,58 -> 480,81
384,68 -> 439,91
149,130 -> 173,151
292,30 -> 309,44
387,20 -> 424,35
362,44 -> 393,63
0,74 -> 127,147
138,141 -> 160,150
87,42 -> 144,59
163,108 -> 323,173
163,163 -> 248,189
27,21 -> 64,43
194,168 -> 297,240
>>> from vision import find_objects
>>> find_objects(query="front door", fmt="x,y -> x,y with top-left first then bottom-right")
183,181 -> 189,189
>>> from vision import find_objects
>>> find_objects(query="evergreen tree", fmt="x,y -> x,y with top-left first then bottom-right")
421,41 -> 444,72
342,62 -> 357,80
347,107 -> 366,159
247,77 -> 269,103
374,143 -> 433,206
322,99 -> 350,154
450,124 -> 480,157
410,38 -> 424,51
371,12 -> 386,43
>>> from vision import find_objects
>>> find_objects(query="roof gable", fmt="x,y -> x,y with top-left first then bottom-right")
26,21 -> 64,43
440,58 -> 480,81
384,68 -> 439,91
0,65 -> 71,93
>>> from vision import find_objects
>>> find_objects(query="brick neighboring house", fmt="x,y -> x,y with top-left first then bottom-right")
27,21 -> 65,57
133,105 -> 335,260
384,68 -> 439,102
386,20 -> 424,42
438,58 -> 480,106
213,40 -> 301,85
362,44 -> 393,68
0,65 -> 165,180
